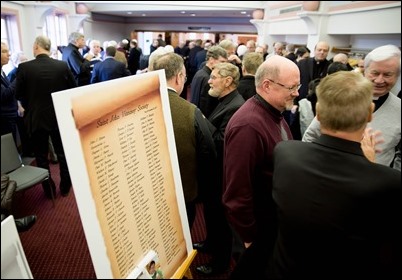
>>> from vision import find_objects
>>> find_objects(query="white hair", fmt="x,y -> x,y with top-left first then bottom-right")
107,40 -> 117,47
164,45 -> 174,53
148,47 -> 168,71
237,45 -> 247,57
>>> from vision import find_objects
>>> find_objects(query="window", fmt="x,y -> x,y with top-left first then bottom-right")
1,11 -> 21,74
43,11 -> 68,51
1,17 -> 8,44
1,13 -> 20,53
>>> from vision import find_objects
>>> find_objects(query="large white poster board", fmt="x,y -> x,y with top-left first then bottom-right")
52,71 -> 192,278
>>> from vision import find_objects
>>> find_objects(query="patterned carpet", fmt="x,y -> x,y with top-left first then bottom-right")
13,163 -> 234,279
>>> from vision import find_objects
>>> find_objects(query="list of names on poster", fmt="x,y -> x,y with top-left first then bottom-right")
68,73 -> 187,278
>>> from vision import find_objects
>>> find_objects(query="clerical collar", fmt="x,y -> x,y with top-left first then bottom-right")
372,93 -> 389,112
314,58 -> 322,64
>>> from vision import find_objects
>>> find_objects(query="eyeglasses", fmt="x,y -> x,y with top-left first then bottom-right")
268,79 -> 301,93
209,75 -> 223,80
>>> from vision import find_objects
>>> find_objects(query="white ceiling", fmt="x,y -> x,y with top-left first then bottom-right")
77,1 -> 265,21
94,9 -> 255,18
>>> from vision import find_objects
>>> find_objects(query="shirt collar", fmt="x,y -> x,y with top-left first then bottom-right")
167,86 -> 177,93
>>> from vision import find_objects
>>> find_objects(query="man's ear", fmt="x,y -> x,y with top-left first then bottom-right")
315,102 -> 320,122
175,73 -> 181,86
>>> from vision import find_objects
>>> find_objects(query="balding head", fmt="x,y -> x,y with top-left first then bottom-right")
256,55 -> 300,111
34,35 -> 51,57
256,55 -> 299,85
333,53 -> 348,64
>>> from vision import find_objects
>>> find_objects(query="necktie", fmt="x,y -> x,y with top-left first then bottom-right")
1,70 -> 10,85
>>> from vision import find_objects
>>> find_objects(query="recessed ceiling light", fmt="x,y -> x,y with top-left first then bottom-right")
142,13 -> 146,16
190,13 -> 196,16
127,12 -> 132,15
241,11 -> 246,14
181,11 -> 186,14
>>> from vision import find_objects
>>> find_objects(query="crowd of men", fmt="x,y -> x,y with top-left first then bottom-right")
1,32 -> 400,278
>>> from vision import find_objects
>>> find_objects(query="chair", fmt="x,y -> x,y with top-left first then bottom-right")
1,133 -> 54,207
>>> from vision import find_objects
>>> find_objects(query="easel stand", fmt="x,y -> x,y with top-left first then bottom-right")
172,250 -> 197,279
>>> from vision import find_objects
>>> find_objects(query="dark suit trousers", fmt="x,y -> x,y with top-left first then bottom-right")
1,115 -> 18,144
31,127 -> 71,193
203,196 -> 233,270
202,171 -> 233,270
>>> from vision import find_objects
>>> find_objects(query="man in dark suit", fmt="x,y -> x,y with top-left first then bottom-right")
187,39 -> 203,86
289,41 -> 331,140
195,62 -> 245,276
190,46 -> 227,118
297,41 -> 331,100
284,43 -> 296,63
237,52 -> 264,101
1,42 -> 18,143
90,46 -> 130,83
61,32 -> 91,86
195,41 -> 211,71
269,71 -> 401,279
127,39 -> 142,75
16,35 -> 77,198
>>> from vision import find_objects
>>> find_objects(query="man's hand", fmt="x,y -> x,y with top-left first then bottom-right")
361,127 -> 384,162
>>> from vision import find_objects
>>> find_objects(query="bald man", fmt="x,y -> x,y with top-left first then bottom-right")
289,41 -> 331,139
222,56 -> 300,279
333,52 -> 353,70
297,41 -> 330,100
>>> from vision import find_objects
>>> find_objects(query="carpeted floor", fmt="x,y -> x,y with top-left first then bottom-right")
13,163 -> 234,279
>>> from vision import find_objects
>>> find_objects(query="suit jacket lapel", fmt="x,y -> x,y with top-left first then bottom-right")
309,58 -> 314,81
209,91 -> 236,119
1,74 -> 10,86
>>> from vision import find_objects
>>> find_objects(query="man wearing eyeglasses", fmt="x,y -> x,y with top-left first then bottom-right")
195,62 -> 245,276
222,55 -> 300,279
190,46 -> 228,118
152,52 -> 217,231
303,44 -> 401,172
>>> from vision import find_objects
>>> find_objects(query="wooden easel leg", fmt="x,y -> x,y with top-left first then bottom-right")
172,249 -> 197,279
